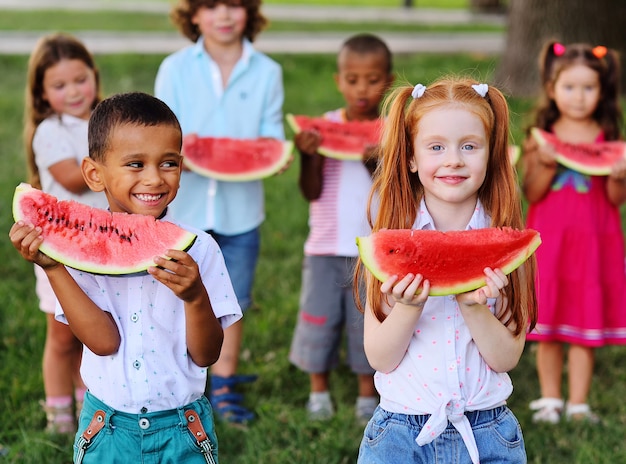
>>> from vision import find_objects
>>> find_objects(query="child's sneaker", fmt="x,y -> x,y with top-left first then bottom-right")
529,397 -> 563,424
306,391 -> 334,421
355,396 -> 378,426
40,400 -> 76,434
565,403 -> 600,423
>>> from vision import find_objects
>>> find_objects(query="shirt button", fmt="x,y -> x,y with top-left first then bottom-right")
140,407 -> 148,414
133,360 -> 141,369
139,418 -> 150,429
131,313 -> 139,322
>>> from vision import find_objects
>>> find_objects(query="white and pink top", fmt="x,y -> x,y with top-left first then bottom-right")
303,108 -> 373,257
375,199 -> 511,464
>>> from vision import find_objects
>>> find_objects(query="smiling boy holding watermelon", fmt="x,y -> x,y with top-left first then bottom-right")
10,92 -> 242,463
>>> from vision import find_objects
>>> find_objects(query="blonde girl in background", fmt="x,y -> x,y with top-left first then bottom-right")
24,32 -> 107,434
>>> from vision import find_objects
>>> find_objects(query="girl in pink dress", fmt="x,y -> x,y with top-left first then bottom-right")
523,41 -> 626,424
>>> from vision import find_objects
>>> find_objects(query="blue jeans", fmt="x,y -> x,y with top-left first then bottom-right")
358,406 -> 526,464
74,391 -> 218,464
208,227 -> 260,311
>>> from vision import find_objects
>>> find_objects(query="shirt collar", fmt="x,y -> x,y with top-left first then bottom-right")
193,37 -> 255,66
414,198 -> 488,231
59,113 -> 88,126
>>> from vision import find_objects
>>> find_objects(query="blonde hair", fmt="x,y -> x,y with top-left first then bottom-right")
23,33 -> 101,189
357,76 -> 537,336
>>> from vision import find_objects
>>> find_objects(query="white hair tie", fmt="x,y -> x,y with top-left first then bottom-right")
471,83 -> 489,97
411,83 -> 426,99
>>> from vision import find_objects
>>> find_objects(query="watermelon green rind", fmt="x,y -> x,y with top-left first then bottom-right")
12,183 -> 197,276
508,144 -> 521,165
183,138 -> 293,182
286,113 -> 375,161
357,228 -> 541,296
531,127 -> 626,176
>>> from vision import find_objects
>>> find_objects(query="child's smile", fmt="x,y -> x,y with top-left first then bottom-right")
87,123 -> 183,217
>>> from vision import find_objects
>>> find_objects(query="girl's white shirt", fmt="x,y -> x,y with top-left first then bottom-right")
33,113 -> 107,208
375,198 -> 511,464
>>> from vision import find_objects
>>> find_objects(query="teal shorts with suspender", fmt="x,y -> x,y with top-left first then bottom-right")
75,391 -> 218,464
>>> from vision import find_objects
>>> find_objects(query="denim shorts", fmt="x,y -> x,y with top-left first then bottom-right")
358,405 -> 526,464
208,227 -> 260,311
289,255 -> 373,374
74,391 -> 218,464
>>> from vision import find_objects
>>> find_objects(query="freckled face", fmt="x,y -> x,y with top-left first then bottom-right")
411,106 -> 488,213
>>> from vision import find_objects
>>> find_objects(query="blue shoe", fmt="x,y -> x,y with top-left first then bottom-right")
208,374 -> 257,424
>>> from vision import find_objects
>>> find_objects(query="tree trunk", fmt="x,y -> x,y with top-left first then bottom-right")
470,0 -> 504,14
495,0 -> 626,97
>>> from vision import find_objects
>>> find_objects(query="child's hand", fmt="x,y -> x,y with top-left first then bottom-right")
149,249 -> 205,303
381,273 -> 430,308
456,267 -> 508,307
609,157 -> 626,181
9,221 -> 59,269
362,144 -> 380,174
536,142 -> 558,168
295,130 -> 322,156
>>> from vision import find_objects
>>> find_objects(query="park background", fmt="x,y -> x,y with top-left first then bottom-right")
0,0 -> 625,462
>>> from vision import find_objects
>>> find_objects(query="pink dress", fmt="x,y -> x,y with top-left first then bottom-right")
526,134 -> 626,346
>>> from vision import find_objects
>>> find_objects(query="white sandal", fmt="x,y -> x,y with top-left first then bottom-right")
529,397 -> 564,424
565,403 -> 600,423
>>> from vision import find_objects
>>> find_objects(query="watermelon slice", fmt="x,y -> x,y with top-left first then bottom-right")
182,135 -> 293,181
357,227 -> 541,296
508,144 -> 521,165
530,127 -> 626,176
286,113 -> 382,161
12,183 -> 197,275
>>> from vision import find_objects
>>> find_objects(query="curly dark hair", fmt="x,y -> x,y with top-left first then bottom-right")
170,0 -> 267,43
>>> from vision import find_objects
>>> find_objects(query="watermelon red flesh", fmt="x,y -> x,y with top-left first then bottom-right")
12,183 -> 197,275
286,113 -> 381,161
531,127 -> 626,176
357,227 -> 541,296
182,135 -> 293,181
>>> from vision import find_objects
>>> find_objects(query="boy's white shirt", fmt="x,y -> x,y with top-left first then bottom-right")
55,214 -> 242,413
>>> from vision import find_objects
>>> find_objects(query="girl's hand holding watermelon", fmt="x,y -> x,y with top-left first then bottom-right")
455,267 -> 508,307
609,157 -> 626,181
380,272 -> 430,308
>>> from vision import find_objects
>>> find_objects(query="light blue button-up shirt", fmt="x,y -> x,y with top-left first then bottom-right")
155,38 -> 284,234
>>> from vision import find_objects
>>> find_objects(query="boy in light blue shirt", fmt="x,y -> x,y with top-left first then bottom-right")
155,0 -> 284,423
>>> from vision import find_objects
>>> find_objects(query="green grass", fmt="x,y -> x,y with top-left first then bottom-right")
0,10 -> 503,33
1,51 -> 625,463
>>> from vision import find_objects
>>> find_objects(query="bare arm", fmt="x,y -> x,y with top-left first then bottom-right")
606,158 -> 626,206
521,137 -> 558,204
48,158 -> 92,194
149,249 -> 223,368
363,273 -> 430,373
296,130 -> 324,201
455,268 -> 525,372
9,222 -> 120,355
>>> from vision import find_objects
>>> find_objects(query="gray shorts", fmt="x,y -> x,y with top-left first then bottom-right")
289,255 -> 374,375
